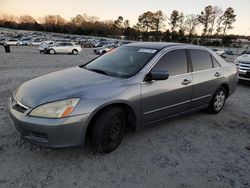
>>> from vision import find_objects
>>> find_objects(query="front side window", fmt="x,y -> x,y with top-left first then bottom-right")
190,50 -> 213,71
151,49 -> 188,76
84,46 -> 158,78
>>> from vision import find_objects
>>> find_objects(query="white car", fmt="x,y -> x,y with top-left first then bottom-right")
4,39 -> 19,45
44,42 -> 82,55
30,39 -> 43,46
93,43 -> 119,55
17,38 -> 32,46
212,48 -> 225,56
39,41 -> 55,53
234,51 -> 250,81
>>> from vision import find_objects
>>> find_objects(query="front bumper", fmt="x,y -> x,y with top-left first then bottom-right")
8,98 -> 90,148
238,69 -> 250,81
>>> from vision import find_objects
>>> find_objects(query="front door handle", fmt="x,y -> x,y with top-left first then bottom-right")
214,72 -> 221,77
182,79 -> 192,85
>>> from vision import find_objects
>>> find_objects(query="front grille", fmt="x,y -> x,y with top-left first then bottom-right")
239,61 -> 250,71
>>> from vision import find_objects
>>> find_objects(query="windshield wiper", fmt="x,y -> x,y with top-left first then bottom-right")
86,67 -> 108,75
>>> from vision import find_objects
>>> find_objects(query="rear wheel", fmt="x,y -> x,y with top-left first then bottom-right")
208,87 -> 226,114
90,107 -> 127,153
49,49 -> 55,55
72,49 -> 78,55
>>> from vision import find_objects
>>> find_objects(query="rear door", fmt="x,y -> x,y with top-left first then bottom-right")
65,43 -> 73,53
189,49 -> 223,108
55,43 -> 64,53
141,49 -> 193,125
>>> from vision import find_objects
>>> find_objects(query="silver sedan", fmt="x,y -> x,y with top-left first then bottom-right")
9,42 -> 238,153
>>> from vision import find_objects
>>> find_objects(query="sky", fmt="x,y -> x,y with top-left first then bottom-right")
0,0 -> 250,35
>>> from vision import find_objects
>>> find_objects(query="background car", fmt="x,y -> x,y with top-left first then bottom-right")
93,43 -> 119,55
30,38 -> 43,46
234,51 -> 250,81
212,48 -> 225,56
4,38 -> 19,45
44,42 -> 82,55
17,38 -> 32,46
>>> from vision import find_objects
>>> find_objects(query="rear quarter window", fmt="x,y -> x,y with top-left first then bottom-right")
211,56 -> 221,68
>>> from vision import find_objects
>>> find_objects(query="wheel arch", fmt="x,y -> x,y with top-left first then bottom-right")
84,101 -> 137,143
220,83 -> 230,98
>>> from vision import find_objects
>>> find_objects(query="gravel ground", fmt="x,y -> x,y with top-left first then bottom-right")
0,46 -> 250,188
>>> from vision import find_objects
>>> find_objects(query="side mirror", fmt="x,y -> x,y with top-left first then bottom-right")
144,70 -> 169,82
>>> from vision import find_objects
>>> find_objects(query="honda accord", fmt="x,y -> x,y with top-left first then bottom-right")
9,42 -> 238,153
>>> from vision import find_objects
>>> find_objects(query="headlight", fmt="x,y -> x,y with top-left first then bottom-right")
29,98 -> 80,118
234,59 -> 239,65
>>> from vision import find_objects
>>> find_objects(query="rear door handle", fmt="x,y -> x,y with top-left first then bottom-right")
214,72 -> 221,77
182,79 -> 192,85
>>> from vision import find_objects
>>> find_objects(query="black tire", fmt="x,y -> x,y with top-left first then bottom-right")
208,87 -> 226,114
102,50 -> 106,54
72,49 -> 78,55
90,107 -> 127,153
49,49 -> 56,55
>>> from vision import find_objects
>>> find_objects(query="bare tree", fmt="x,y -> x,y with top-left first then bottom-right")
0,14 -> 18,23
19,15 -> 36,24
71,14 -> 83,26
209,6 -> 223,35
184,14 -> 199,36
43,15 -> 66,25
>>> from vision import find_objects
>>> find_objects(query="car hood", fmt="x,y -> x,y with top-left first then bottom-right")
15,67 -> 122,108
236,54 -> 250,62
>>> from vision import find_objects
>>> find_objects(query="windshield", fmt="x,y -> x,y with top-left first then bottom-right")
84,46 -> 158,78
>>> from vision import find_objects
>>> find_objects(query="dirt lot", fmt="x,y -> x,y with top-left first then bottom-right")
0,46 -> 250,188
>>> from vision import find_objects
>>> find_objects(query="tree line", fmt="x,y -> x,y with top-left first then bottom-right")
0,5 -> 242,46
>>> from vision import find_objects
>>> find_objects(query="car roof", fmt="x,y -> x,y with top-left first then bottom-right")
124,42 -> 183,49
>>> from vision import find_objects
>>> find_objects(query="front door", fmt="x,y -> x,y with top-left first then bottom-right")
141,49 -> 193,125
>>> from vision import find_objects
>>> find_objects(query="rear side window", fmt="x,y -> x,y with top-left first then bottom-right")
152,50 -> 188,76
65,43 -> 73,46
190,50 -> 213,71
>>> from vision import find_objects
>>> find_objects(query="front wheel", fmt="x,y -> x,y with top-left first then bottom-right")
49,49 -> 55,55
90,107 -> 127,153
208,87 -> 226,114
72,49 -> 78,55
